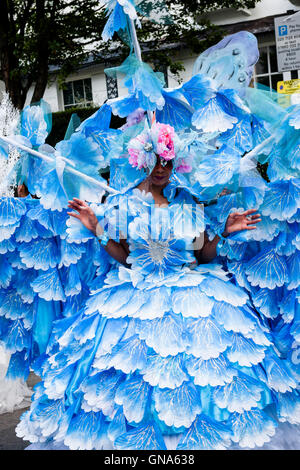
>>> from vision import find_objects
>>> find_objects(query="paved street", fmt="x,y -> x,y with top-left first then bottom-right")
0,374 -> 39,450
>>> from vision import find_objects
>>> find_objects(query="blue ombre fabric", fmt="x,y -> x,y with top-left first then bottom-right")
0,196 -> 111,381
16,184 -> 300,450
205,100 -> 300,393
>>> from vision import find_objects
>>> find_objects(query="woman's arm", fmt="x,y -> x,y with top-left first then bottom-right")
103,239 -> 130,266
194,208 -> 262,264
67,198 -> 130,267
194,232 -> 221,264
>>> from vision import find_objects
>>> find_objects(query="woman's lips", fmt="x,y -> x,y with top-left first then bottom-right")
153,174 -> 166,180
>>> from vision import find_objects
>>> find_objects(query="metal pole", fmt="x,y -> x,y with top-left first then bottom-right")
128,17 -> 153,126
0,135 -> 118,195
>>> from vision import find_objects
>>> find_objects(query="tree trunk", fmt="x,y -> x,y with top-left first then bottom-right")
0,1 -> 29,109
30,0 -> 49,104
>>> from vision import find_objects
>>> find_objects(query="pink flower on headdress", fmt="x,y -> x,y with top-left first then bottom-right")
155,123 -> 175,161
128,132 -> 149,169
128,148 -> 139,168
127,121 -> 193,174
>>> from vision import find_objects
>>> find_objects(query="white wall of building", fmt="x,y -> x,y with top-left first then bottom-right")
205,0 -> 300,25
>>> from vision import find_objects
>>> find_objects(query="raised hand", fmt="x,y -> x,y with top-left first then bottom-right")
223,209 -> 261,236
67,198 -> 99,236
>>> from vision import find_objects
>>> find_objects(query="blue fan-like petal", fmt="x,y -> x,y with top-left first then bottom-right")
0,198 -> 27,227
2,319 -> 31,353
114,423 -> 166,450
263,353 -> 297,393
27,203 -> 53,231
78,103 -> 112,136
226,333 -> 266,366
141,352 -> 188,389
212,301 -> 258,335
153,382 -> 202,428
193,146 -> 240,187
172,286 -> 214,318
31,268 -> 66,301
101,284 -> 136,317
186,317 -> 232,359
177,414 -> 232,450
55,133 -> 105,176
102,2 -> 128,42
136,313 -> 188,357
109,93 -> 144,117
19,238 -> 60,271
288,106 -> 300,129
33,160 -> 69,212
0,288 -> 31,322
251,287 -> 280,320
261,180 -> 300,221
104,335 -> 148,374
227,260 -> 252,290
107,408 -> 126,443
198,277 -> 248,306
60,264 -> 82,297
0,222 -> 20,242
279,289 -> 298,323
64,411 -> 109,450
88,128 -> 123,164
192,96 -> 238,133
245,248 -> 289,289
251,115 -> 271,147
218,117 -> 253,154
49,210 -> 69,238
123,57 -> 165,110
82,369 -> 124,416
181,74 -> 216,108
5,350 -> 30,381
0,237 -> 16,254
276,391 -> 300,424
20,101 -> 49,146
72,312 -> 102,346
192,31 -> 259,95
286,251 -> 300,290
156,91 -> 192,131
59,239 -> 85,268
14,216 -> 42,243
228,408 -> 276,448
0,256 -> 15,288
213,372 -> 267,413
66,216 -> 95,244
186,354 -> 237,387
115,374 -> 150,424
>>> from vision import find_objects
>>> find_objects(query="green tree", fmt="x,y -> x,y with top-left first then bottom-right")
0,0 -> 261,110
0,0 -> 107,109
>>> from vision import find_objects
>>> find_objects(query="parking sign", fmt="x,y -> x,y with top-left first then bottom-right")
275,14 -> 300,72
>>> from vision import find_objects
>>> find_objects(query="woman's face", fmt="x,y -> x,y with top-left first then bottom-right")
149,155 -> 173,187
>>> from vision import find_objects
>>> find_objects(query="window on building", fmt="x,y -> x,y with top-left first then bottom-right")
254,45 -> 284,92
63,78 -> 93,109
105,74 -> 118,99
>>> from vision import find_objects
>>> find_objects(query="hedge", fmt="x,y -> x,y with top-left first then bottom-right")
46,106 -> 126,147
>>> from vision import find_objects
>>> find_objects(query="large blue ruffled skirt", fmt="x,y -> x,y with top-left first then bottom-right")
16,264 -> 300,450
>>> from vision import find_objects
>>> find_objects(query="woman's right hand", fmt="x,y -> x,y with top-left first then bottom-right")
67,198 -> 100,236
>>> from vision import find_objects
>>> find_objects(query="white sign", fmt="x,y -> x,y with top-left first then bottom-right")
275,14 -> 300,72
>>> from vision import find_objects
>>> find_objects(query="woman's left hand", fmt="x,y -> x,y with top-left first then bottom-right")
223,209 -> 261,237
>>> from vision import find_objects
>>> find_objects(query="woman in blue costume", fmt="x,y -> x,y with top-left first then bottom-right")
16,121 -> 300,450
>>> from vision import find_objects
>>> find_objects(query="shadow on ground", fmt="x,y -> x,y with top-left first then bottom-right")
0,373 -> 40,450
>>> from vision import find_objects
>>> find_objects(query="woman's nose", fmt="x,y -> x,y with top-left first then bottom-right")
156,159 -> 164,170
